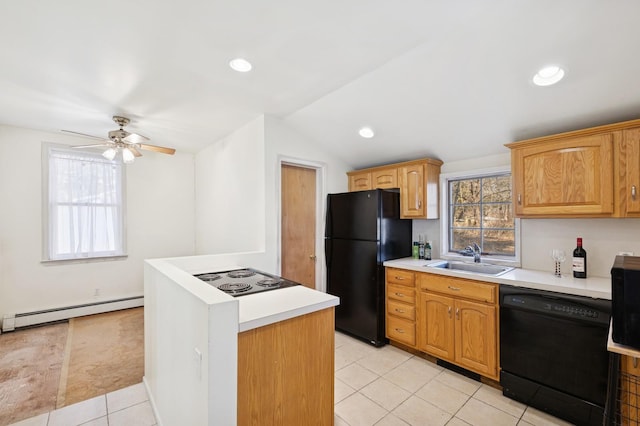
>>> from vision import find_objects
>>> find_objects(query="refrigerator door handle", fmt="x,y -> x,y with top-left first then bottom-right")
325,239 -> 332,270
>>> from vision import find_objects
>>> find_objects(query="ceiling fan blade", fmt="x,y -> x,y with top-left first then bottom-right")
139,143 -> 176,155
130,146 -> 143,157
72,143 -> 111,149
61,130 -> 106,141
123,132 -> 150,144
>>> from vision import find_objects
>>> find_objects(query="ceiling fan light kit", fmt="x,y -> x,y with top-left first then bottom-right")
64,115 -> 176,163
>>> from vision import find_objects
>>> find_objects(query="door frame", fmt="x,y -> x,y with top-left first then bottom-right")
276,156 -> 326,291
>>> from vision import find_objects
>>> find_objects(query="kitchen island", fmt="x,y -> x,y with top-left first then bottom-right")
143,252 -> 339,426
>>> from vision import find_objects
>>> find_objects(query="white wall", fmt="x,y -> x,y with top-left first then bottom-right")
194,115 -> 350,280
0,125 -> 195,321
195,116 -> 266,255
413,151 -> 640,278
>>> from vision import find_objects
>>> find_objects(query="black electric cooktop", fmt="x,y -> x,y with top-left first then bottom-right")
194,268 -> 299,297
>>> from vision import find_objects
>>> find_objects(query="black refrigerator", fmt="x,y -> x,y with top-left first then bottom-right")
325,189 -> 412,346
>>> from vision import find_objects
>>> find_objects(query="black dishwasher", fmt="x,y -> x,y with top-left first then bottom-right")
500,285 -> 611,426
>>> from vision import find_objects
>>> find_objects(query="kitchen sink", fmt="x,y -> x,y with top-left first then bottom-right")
426,261 -> 514,276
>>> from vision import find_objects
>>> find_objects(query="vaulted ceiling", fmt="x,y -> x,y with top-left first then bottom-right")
2,0 -> 640,168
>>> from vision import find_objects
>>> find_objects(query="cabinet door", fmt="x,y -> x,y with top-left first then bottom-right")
623,128 -> 640,216
453,299 -> 497,379
372,168 -> 398,189
418,292 -> 454,360
399,163 -> 425,218
348,171 -> 372,192
511,133 -> 614,216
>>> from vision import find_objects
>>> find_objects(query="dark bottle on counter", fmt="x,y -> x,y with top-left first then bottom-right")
418,240 -> 425,259
572,237 -> 587,278
425,241 -> 432,260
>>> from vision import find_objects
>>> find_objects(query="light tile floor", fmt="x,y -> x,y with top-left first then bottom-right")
11,332 -> 573,426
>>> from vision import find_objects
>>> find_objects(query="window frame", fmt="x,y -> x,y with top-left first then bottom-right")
439,166 -> 520,267
42,143 -> 128,263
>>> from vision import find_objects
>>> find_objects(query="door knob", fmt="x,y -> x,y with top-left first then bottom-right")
309,255 -> 317,261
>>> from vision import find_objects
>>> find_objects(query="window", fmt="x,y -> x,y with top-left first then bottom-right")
44,145 -> 125,261
441,168 -> 519,263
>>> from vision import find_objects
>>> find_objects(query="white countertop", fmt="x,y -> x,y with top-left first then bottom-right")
383,257 -> 611,300
237,285 -> 339,332
183,263 -> 339,332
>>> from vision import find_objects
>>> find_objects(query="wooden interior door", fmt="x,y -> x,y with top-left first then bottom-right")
281,164 -> 316,288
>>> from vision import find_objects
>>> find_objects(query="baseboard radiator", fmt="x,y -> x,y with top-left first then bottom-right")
1,296 -> 144,333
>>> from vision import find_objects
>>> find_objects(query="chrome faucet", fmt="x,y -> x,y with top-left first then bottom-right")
464,242 -> 482,263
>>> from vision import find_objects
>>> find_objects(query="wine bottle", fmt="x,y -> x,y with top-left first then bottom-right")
572,237 -> 587,279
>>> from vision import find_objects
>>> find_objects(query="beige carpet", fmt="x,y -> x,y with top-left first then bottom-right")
0,307 -> 144,425
0,322 -> 68,425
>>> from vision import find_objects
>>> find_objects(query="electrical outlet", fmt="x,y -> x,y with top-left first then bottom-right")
618,251 -> 634,256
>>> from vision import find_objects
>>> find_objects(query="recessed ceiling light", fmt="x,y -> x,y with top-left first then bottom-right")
533,65 -> 565,86
229,58 -> 252,73
359,127 -> 375,138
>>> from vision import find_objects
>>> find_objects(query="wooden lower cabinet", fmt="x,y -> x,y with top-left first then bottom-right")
415,274 -> 498,380
386,268 -> 417,347
237,308 -> 334,426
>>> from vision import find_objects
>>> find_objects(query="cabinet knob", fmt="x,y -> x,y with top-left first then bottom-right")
456,308 -> 460,319
632,185 -> 637,200
395,308 -> 405,314
394,292 -> 405,298
394,328 -> 405,334
447,286 -> 461,291
418,200 -> 422,208
448,306 -> 452,318
395,276 -> 404,280
517,194 -> 522,205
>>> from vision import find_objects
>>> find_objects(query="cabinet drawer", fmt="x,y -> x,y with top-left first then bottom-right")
419,274 -> 496,303
387,283 -> 416,305
387,269 -> 415,286
387,299 -> 416,321
386,316 -> 416,346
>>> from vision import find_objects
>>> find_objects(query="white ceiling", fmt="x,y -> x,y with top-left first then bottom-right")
2,0 -> 640,168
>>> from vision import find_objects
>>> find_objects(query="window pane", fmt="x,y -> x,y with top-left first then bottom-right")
451,229 -> 481,252
482,204 -> 514,229
482,229 -> 515,256
452,205 -> 481,228
450,179 -> 481,204
482,175 -> 512,202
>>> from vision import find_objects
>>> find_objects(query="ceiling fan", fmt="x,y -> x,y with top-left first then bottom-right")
63,116 -> 176,163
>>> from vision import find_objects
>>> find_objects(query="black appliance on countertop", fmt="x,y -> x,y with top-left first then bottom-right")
500,285 -> 612,425
194,268 -> 299,297
611,255 -> 640,349
324,189 -> 412,346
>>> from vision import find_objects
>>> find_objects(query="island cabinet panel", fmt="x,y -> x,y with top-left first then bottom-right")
414,272 -> 499,381
237,308 -> 334,426
510,133 -> 614,217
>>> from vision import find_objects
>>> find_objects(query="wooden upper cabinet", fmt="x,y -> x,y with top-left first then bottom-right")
508,133 -> 614,217
371,168 -> 398,189
507,118 -> 640,218
348,171 -> 371,192
620,127 -> 640,217
347,158 -> 442,219
399,163 -> 425,217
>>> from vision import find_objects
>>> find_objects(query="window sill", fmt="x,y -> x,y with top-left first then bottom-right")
41,255 -> 128,265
